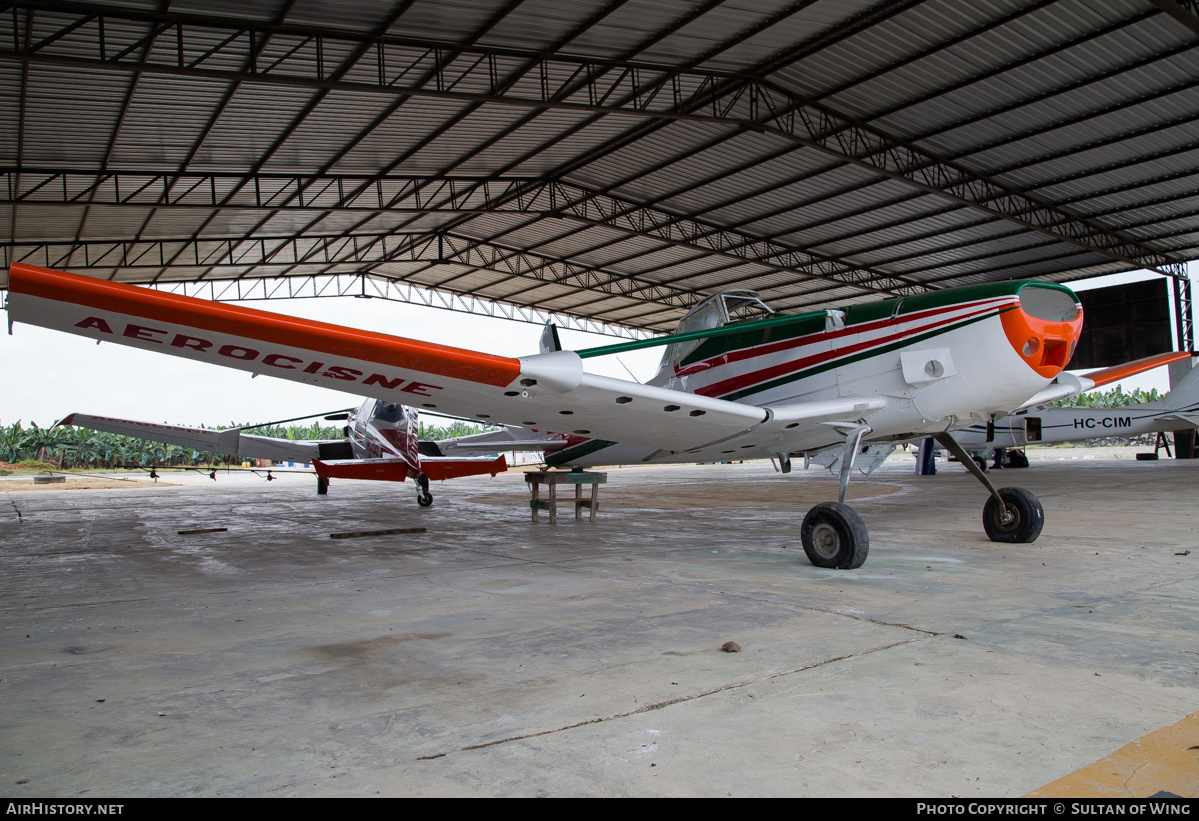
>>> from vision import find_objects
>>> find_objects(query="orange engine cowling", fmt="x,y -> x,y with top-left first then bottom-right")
1000,283 -> 1083,379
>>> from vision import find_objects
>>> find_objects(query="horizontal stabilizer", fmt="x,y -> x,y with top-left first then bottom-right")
312,458 -> 410,482
420,455 -> 507,481
312,455 -> 506,482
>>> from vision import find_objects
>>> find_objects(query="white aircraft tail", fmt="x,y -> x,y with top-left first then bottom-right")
1165,361 -> 1199,410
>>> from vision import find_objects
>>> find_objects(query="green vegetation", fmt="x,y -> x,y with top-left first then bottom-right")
418,420 -> 493,440
1049,385 -> 1164,409
0,418 -> 488,470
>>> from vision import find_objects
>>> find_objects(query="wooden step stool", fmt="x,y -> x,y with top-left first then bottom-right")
526,469 -> 606,524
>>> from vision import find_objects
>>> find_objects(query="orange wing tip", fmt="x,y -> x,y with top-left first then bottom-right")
8,263 -> 523,388
1082,351 -> 1193,389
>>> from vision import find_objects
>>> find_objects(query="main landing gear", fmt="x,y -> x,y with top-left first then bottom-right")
800,425 -> 871,569
934,432 -> 1043,544
415,473 -> 433,507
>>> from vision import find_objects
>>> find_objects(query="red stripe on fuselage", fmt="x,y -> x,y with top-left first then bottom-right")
675,297 -> 1016,379
692,299 -> 1014,399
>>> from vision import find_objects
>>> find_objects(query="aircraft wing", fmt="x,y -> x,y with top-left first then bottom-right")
1013,352 -> 1192,410
9,264 -> 886,454
425,426 -> 568,455
58,411 -> 328,464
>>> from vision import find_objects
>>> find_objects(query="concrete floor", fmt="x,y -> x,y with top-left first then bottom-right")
1,452 -> 1197,797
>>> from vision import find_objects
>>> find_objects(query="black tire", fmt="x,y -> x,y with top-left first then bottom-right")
316,476 -> 329,495
800,502 -> 869,569
972,455 -> 987,472
416,473 -> 433,507
982,486 -> 1043,543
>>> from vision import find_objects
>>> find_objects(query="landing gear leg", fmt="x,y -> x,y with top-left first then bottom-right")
800,425 -> 870,569
934,432 -> 1043,543
416,473 -> 433,507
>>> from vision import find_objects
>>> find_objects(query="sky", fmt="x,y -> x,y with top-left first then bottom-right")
0,266 -> 1191,429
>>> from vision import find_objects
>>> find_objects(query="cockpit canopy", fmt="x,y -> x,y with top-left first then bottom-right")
371,400 -> 410,425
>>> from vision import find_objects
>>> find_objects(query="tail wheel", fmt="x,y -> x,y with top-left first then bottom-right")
800,502 -> 869,569
982,487 -> 1043,543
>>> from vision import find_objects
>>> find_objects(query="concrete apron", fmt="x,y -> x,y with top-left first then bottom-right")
1,454 -> 1196,797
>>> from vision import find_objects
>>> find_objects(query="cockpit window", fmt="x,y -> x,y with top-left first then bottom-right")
662,291 -> 774,369
372,401 -> 405,423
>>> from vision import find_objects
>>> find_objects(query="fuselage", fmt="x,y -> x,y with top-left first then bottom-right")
952,398 -> 1199,450
537,281 -> 1083,468
346,399 -> 422,477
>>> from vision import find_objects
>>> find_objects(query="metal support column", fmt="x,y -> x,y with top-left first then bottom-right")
1173,274 -> 1194,355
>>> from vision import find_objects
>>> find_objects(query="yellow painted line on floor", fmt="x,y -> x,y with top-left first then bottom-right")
1026,710 -> 1199,798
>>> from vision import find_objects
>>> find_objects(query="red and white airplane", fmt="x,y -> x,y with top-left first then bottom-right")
56,399 -> 507,505
5,262 -> 1183,569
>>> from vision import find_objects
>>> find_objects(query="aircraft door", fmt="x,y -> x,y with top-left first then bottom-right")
1025,417 -> 1042,442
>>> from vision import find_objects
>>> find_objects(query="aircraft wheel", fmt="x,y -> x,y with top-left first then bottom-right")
800,502 -> 869,569
317,476 -> 329,495
416,473 -> 433,507
982,487 -> 1043,543
972,455 -> 987,472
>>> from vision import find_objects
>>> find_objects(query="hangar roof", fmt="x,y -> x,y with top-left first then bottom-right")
2,0 -> 1197,335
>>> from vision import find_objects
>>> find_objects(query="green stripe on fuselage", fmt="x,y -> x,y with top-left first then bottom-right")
679,280 -> 1060,368
545,438 -> 618,467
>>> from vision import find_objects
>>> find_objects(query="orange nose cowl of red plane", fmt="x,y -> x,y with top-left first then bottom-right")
1000,283 -> 1084,380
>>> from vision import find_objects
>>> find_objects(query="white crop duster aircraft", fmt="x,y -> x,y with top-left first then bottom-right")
4,262 -> 1180,570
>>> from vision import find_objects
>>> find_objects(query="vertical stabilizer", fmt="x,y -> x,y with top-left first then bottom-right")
539,322 -> 562,354
1166,357 -> 1199,409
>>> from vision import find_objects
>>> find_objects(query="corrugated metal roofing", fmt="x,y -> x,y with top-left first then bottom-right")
1,0 -> 1197,335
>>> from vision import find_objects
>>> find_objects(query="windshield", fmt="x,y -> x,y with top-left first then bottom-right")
371,400 -> 406,424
